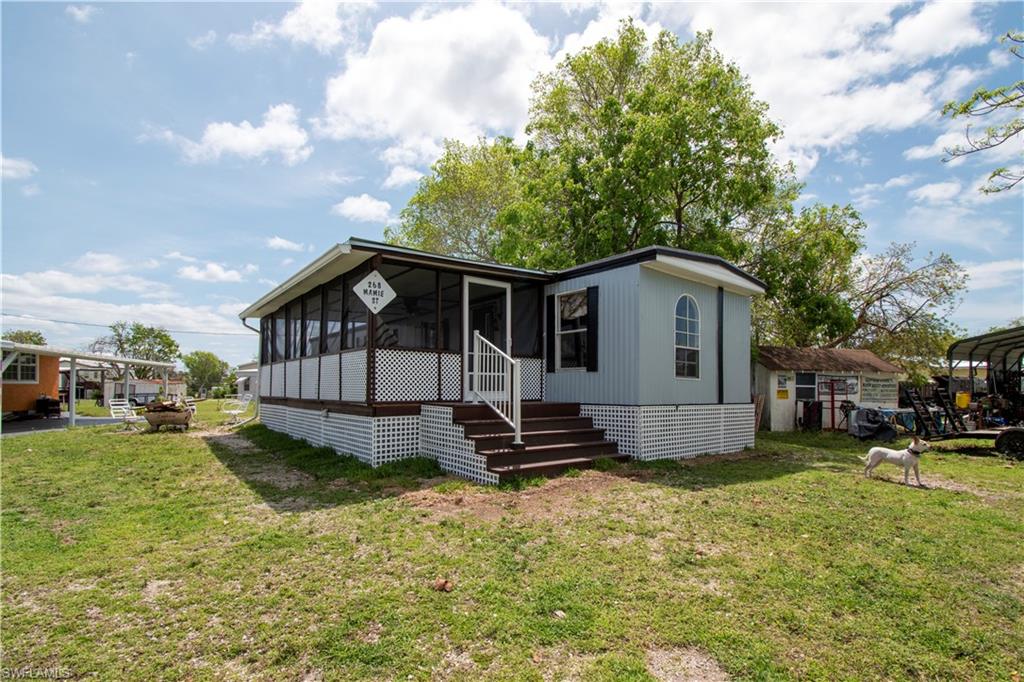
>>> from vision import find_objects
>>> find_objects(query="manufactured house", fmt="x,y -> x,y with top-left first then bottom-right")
1,343 -> 60,416
754,346 -> 902,432
239,238 -> 765,483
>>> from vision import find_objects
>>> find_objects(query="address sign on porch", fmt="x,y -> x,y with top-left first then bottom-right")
353,270 -> 396,314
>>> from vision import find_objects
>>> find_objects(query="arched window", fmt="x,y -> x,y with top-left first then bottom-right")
675,295 -> 700,378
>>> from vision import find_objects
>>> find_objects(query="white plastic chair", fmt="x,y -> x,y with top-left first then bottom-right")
109,398 -> 144,431
182,396 -> 199,424
220,394 -> 253,425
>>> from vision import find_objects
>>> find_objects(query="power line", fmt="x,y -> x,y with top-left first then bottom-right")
2,313 -> 254,336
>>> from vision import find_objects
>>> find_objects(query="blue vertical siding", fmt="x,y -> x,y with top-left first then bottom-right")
722,291 -> 751,402
637,266 -> 718,404
543,266 -> 640,404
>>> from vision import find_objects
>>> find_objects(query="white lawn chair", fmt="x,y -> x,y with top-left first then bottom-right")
109,398 -> 144,431
182,397 -> 199,424
220,394 -> 253,425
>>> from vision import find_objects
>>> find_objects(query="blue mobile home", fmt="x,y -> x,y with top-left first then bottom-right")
239,238 -> 764,483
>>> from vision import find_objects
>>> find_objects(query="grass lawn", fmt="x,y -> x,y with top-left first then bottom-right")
2,424 -> 1022,680
61,398 -> 255,425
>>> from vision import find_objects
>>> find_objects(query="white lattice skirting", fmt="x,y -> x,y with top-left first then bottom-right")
581,403 -> 755,460
259,403 -> 419,466
420,405 -> 499,484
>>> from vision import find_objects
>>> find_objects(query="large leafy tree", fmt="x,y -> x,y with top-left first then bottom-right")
182,351 -> 229,395
90,321 -> 180,379
388,20 -> 966,373
527,22 -> 780,262
942,30 -> 1023,193
387,137 -> 527,263
2,329 -> 47,345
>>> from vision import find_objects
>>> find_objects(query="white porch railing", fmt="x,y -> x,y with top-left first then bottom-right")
472,330 -> 523,446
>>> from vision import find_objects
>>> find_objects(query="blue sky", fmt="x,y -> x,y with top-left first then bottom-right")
2,1 -> 1021,366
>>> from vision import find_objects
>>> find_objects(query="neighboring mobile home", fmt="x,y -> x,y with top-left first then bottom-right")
754,346 -> 902,432
1,345 -> 60,415
239,238 -> 765,483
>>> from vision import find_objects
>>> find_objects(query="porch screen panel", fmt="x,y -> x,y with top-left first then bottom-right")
343,276 -> 368,349
512,283 -> 541,357
287,300 -> 302,359
439,272 -> 460,352
260,317 -> 272,364
323,279 -> 343,353
303,289 -> 321,357
273,312 -> 286,362
374,264 -> 437,350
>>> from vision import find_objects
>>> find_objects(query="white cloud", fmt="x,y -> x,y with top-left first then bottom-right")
258,278 -> 279,287
556,3 -> 662,63
330,193 -> 391,222
243,263 -> 259,274
319,170 -> 359,186
882,174 -> 916,190
1,275 -> 241,337
314,3 -> 551,169
20,184 -> 41,197
965,259 -> 1024,291
65,4 -> 98,24
265,235 -> 307,252
850,173 -> 918,209
280,257 -> 295,267
382,165 -> 424,189
899,203 -> 1010,253
652,2 -> 989,176
73,251 -> 131,274
2,269 -> 171,300
176,262 -> 246,283
142,103 -> 312,166
836,147 -> 871,167
166,251 -> 198,263
229,0 -> 374,54
908,180 -> 962,203
2,155 -> 38,180
188,30 -> 217,51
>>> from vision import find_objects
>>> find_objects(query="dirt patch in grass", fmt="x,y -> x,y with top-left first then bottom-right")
870,473 -> 1018,501
533,647 -> 599,681
401,470 -> 624,522
141,579 -> 176,603
646,647 -> 731,681
923,474 -> 1020,501
241,463 -> 314,489
197,429 -> 260,454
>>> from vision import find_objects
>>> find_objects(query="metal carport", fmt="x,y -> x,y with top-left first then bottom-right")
1,341 -> 176,427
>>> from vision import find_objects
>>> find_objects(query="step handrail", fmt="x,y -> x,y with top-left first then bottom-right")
472,330 -> 522,446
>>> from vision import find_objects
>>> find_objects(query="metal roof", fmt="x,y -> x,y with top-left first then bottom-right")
947,325 -> 1024,367
238,237 -> 766,320
1,341 -> 176,369
757,346 -> 903,374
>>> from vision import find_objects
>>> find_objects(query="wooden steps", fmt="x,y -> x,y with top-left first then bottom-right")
447,402 -> 624,482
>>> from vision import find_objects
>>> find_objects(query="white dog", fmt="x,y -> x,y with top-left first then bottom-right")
862,435 -> 931,486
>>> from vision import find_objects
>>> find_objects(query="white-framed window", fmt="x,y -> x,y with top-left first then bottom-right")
674,295 -> 700,379
556,289 -> 588,370
795,372 -> 816,400
2,352 -> 39,384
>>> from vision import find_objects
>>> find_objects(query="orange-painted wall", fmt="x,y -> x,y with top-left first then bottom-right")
1,355 -> 60,413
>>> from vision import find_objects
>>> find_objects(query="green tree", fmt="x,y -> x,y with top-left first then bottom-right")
90,321 -> 180,379
182,351 -> 228,396
387,137 -> 527,263
388,19 -> 966,373
2,329 -> 47,345
942,30 -> 1023,193
527,22 -> 781,261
